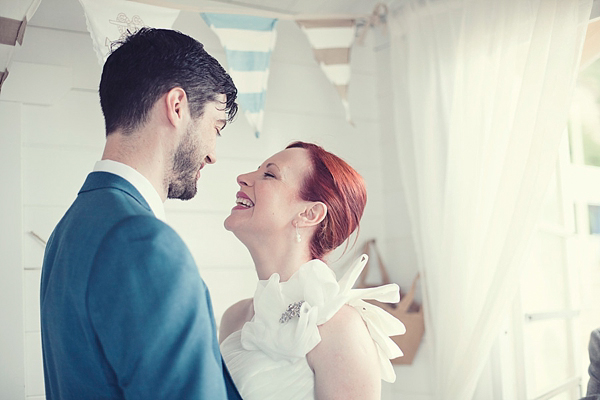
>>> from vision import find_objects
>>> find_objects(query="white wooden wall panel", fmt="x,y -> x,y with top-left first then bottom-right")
28,0 -> 88,33
271,20 -> 320,66
266,63 -> 345,116
217,118 -> 278,158
391,339 -> 434,397
0,62 -> 72,105
201,268 -> 259,326
24,271 -> 42,332
261,112 -> 380,160
15,27 -> 101,91
0,101 -> 25,399
313,121 -> 382,169
22,92 -> 105,149
22,207 -> 65,270
166,211 -> 254,269
347,73 -> 379,119
24,332 -> 44,397
22,146 -> 98,207
261,110 -> 353,146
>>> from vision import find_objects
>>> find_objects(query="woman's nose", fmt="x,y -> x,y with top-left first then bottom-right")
237,172 -> 252,187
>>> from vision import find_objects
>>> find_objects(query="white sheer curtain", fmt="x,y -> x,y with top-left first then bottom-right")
387,0 -> 591,398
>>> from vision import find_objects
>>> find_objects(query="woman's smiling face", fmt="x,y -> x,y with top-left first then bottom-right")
224,147 -> 313,241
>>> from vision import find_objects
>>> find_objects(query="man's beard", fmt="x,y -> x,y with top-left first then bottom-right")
167,126 -> 200,201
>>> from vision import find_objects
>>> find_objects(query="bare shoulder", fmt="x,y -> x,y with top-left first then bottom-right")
307,305 -> 381,400
219,298 -> 254,344
309,304 -> 375,359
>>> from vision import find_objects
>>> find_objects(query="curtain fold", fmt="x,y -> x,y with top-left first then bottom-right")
388,0 -> 592,398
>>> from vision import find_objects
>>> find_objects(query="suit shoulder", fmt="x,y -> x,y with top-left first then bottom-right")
591,328 -> 600,354
107,215 -> 185,247
92,215 -> 196,280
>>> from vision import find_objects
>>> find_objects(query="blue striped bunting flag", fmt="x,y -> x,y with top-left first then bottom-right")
202,13 -> 278,138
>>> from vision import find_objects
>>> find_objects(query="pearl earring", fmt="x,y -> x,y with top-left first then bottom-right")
295,222 -> 302,243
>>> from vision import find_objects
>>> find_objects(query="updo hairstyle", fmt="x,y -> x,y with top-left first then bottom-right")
286,141 -> 367,260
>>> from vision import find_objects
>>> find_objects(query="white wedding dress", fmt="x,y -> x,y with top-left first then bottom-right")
220,254 -> 406,400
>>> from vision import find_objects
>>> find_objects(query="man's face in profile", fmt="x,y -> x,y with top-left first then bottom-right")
168,94 -> 227,200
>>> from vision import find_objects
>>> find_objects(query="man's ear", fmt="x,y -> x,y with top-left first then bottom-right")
300,202 -> 327,227
165,87 -> 188,128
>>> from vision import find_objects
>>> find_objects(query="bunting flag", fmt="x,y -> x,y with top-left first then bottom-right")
0,0 -> 41,93
202,13 -> 277,138
78,0 -> 180,65
297,19 -> 356,123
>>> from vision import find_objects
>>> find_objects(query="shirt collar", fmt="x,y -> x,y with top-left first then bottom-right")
93,160 -> 166,221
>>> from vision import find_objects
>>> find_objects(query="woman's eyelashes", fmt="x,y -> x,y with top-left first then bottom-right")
256,164 -> 277,179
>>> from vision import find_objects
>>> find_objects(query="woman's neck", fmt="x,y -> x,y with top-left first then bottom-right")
248,240 -> 312,282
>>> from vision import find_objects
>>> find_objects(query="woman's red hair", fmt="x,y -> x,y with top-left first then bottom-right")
286,141 -> 367,260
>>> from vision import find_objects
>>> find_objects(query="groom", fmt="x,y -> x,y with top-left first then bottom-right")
40,28 -> 240,399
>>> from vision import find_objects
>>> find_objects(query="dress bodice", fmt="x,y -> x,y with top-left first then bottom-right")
220,255 -> 405,400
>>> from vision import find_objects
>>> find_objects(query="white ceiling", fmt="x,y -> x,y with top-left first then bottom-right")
29,0 -> 390,33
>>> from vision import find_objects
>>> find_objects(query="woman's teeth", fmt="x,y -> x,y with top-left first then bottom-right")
236,197 -> 254,208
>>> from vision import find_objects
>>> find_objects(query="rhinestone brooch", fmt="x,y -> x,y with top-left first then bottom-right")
279,300 -> 305,324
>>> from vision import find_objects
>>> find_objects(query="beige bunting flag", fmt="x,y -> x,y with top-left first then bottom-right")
0,0 -> 41,93
297,19 -> 356,124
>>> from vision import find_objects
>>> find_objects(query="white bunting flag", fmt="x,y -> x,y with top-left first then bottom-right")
78,0 -> 180,65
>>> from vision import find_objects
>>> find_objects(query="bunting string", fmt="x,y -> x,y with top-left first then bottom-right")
17,0 -> 390,137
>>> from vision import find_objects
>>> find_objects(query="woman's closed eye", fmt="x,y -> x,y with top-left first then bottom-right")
263,172 -> 276,178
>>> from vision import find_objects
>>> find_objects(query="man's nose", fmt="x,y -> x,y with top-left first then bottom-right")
205,152 -> 217,165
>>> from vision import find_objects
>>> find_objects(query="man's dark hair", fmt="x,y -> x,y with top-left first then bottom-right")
99,28 -> 238,135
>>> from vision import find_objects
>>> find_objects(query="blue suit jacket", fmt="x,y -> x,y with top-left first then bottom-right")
588,328 -> 600,398
40,172 -> 241,400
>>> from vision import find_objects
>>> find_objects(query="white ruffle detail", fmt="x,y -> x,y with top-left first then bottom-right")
239,255 -> 406,382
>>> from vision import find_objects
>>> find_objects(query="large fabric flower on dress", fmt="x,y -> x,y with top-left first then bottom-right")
240,255 -> 406,382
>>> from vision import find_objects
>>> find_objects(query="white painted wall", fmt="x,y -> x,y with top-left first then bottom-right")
0,101 -> 26,400
0,3 -> 432,400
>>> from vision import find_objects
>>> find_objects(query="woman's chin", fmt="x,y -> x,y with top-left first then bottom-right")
223,215 -> 235,231
224,215 -> 246,235
223,221 -> 253,246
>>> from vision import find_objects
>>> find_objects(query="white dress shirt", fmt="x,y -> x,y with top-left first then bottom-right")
93,160 -> 166,221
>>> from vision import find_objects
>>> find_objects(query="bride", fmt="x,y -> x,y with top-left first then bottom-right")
220,141 -> 405,399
